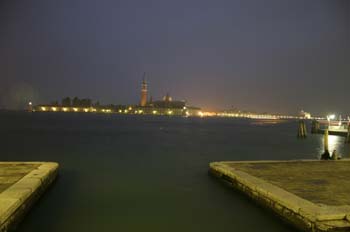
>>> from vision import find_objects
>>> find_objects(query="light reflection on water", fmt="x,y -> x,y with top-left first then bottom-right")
250,119 -> 288,126
320,135 -> 345,155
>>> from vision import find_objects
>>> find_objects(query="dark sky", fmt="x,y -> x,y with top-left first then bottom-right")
0,0 -> 349,115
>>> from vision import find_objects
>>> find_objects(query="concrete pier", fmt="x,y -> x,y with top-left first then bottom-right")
210,160 -> 350,231
0,162 -> 58,232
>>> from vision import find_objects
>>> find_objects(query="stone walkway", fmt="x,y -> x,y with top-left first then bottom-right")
225,161 -> 350,206
0,162 -> 58,232
0,163 -> 39,194
210,160 -> 350,231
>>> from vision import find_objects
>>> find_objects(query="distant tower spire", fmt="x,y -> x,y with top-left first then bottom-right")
140,72 -> 148,107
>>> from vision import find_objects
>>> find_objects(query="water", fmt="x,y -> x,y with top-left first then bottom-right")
1,112 -> 349,232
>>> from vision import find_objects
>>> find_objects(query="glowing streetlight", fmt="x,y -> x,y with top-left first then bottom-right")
27,101 -> 33,112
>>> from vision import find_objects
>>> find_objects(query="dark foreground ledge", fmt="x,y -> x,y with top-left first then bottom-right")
0,162 -> 59,232
209,160 -> 350,232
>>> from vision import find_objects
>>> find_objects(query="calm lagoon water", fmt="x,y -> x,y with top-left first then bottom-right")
1,112 -> 349,232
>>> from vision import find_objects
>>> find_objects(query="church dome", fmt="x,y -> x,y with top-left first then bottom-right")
163,93 -> 172,102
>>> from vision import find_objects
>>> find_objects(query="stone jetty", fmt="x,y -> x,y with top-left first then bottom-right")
0,162 -> 58,232
210,160 -> 350,231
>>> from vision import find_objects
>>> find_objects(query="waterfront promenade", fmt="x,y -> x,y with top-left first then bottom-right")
210,160 -> 350,231
0,162 -> 58,232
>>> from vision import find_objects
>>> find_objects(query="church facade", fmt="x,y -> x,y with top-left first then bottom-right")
137,78 -> 201,116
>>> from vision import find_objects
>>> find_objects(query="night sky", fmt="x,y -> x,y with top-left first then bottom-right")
0,0 -> 349,115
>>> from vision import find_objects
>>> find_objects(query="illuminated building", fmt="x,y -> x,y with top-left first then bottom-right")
32,79 -> 202,116
136,91 -> 201,116
135,78 -> 202,116
140,74 -> 148,107
300,110 -> 311,119
152,93 -> 186,109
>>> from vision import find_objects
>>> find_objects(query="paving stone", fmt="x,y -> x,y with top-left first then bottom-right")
0,162 -> 58,232
210,160 -> 350,231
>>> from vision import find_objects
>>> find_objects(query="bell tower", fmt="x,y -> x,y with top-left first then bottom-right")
140,73 -> 148,107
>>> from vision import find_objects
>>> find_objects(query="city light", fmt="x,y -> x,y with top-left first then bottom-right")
28,102 -> 32,106
35,104 -> 300,119
201,112 -> 217,117
32,79 -> 209,117
327,114 -> 336,120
